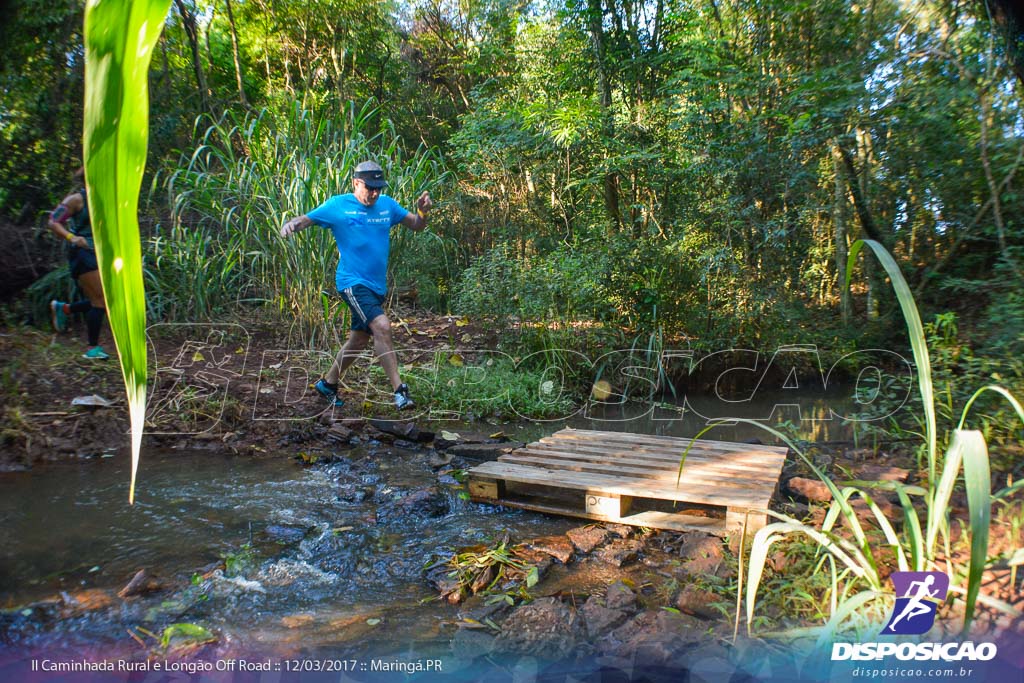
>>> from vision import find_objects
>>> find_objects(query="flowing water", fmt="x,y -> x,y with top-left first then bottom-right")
0,391 -> 859,666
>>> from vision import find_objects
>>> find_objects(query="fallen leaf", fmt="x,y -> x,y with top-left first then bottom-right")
441,430 -> 461,441
366,618 -> 381,626
489,431 -> 505,439
449,353 -> 464,367
71,395 -> 114,408
192,352 -> 206,362
455,318 -> 469,327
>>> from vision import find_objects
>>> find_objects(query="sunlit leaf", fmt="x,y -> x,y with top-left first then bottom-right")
84,0 -> 172,503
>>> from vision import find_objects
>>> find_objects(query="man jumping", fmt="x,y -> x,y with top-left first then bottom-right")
280,161 -> 432,411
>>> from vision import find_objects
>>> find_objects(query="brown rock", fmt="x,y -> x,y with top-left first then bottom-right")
281,614 -> 315,629
599,610 -> 703,664
581,596 -> 629,638
678,534 -> 725,576
60,589 -> 116,615
596,540 -> 642,568
853,464 -> 910,483
674,586 -> 722,620
786,476 -> 833,502
604,581 -> 637,610
566,526 -> 611,554
524,535 -> 574,564
604,524 -> 634,539
326,424 -> 354,443
492,598 -> 584,659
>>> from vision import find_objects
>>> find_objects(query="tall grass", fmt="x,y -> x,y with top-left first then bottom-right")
84,0 -> 171,503
155,102 -> 448,345
737,239 -> 1023,637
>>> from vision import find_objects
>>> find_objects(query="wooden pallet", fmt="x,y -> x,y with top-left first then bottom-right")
468,428 -> 788,535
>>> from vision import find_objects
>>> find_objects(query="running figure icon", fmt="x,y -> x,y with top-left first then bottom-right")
887,575 -> 938,632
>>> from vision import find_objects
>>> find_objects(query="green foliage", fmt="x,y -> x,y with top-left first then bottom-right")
83,0 -> 171,503
155,102 -> 447,344
739,240 -> 1024,638
413,354 -> 576,419
159,622 -> 216,650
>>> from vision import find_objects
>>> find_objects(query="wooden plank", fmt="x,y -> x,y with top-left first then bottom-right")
500,452 -> 780,491
553,427 -> 790,455
585,492 -> 632,518
467,494 -> 727,534
471,461 -> 769,506
535,436 -> 788,466
550,428 -> 788,457
621,510 -> 726,534
726,507 -> 768,534
468,477 -> 504,500
512,445 -> 784,482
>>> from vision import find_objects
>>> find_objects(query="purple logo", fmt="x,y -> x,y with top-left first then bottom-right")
884,571 -> 949,635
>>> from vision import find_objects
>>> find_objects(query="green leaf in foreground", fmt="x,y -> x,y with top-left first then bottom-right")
83,0 -> 171,502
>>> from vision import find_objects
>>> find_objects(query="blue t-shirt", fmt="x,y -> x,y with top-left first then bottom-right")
307,193 -> 409,295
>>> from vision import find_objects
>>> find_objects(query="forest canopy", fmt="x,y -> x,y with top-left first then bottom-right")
2,0 -> 1022,361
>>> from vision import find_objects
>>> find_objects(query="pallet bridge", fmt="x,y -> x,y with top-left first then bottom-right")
467,428 -> 788,535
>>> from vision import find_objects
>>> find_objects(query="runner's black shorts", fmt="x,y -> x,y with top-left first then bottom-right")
68,246 -> 99,279
340,284 -> 386,333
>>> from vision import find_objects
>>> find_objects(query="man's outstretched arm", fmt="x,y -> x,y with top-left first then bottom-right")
400,191 -> 433,232
280,215 -> 314,238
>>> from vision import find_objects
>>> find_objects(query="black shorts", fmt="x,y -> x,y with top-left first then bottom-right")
340,284 -> 386,333
68,247 -> 98,279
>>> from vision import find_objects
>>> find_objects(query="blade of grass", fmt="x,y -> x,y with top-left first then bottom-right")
84,0 -> 171,503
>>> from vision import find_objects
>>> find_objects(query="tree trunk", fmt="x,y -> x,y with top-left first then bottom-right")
174,0 -> 212,114
832,145 -> 851,323
224,0 -> 249,108
587,0 -> 622,234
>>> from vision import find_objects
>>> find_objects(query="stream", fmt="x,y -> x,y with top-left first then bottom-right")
0,391 -> 861,669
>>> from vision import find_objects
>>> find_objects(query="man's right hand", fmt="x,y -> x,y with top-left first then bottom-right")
280,215 -> 311,238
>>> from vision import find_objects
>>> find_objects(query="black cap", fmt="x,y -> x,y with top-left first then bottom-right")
353,161 -> 387,189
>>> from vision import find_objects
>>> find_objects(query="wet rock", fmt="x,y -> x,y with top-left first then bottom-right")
598,610 -> 704,665
581,596 -> 629,638
326,424 -> 354,445
523,535 -> 574,564
493,598 -> 584,660
450,628 -> 495,660
674,586 -> 722,620
596,540 -> 643,568
566,525 -> 611,554
429,452 -> 454,468
368,420 -> 433,442
390,487 -> 449,518
678,642 -> 736,683
281,614 -> 315,629
118,569 -> 162,598
509,547 -> 555,583
394,439 -> 418,449
264,524 -> 310,543
786,476 -> 832,502
604,581 -> 637,611
604,524 -> 635,539
59,589 -> 116,616
446,442 -> 525,461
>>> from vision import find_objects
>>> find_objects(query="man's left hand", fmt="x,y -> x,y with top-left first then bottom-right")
417,192 -> 433,214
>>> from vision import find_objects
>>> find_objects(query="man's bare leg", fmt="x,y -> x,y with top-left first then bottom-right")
325,330 -> 371,385
368,315 -> 402,390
